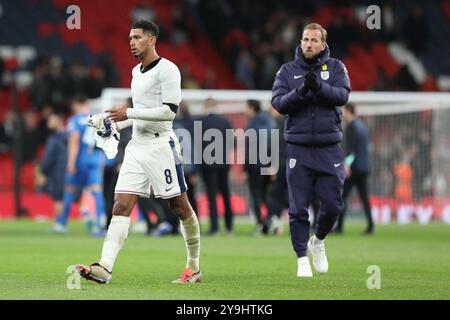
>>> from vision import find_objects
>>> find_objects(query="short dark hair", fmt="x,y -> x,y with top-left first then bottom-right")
247,99 -> 261,113
344,102 -> 356,115
131,20 -> 159,37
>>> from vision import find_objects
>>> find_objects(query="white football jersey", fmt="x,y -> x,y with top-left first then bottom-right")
130,57 -> 181,140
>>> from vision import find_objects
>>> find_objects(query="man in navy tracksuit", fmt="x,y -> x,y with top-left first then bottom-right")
336,102 -> 373,235
271,23 -> 351,277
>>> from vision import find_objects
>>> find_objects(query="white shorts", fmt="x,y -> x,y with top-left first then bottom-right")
115,132 -> 187,199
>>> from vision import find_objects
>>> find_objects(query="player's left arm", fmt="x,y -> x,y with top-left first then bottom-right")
315,61 -> 351,106
107,62 -> 181,122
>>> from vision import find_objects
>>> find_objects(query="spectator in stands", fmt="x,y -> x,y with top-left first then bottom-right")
29,62 -> 52,110
101,51 -> 120,87
254,42 -> 279,89
199,98 -> 234,235
66,61 -> 89,100
403,5 -> 429,54
336,103 -> 374,235
22,110 -> 40,163
0,111 -> 13,154
326,15 -> 350,60
86,68 -> 106,99
381,2 -> 396,42
235,49 -> 256,89
171,4 -> 189,44
131,1 -> 156,22
47,56 -> 69,112
244,99 -> 276,236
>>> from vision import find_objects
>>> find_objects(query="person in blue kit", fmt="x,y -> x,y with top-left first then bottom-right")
271,23 -> 351,277
52,96 -> 106,236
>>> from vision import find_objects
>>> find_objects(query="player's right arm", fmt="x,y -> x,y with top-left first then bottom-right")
271,65 -> 313,115
88,112 -> 133,132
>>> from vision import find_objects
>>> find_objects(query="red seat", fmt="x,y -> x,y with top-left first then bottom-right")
372,43 -> 400,77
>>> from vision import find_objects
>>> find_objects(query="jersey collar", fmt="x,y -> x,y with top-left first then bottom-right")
140,57 -> 162,73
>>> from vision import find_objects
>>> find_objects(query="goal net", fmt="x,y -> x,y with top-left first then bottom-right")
97,89 -> 450,224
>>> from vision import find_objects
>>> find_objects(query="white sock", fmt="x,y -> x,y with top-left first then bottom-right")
99,215 -> 130,272
180,213 -> 201,273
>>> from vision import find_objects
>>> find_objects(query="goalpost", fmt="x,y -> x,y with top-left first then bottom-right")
97,89 -> 450,224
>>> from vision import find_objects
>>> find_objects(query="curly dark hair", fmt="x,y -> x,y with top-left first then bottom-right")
131,20 -> 159,37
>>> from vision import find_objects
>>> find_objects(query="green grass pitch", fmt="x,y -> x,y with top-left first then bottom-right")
0,219 -> 449,300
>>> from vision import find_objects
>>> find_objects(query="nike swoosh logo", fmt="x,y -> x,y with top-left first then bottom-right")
294,75 -> 303,79
165,186 -> 175,192
334,163 -> 342,168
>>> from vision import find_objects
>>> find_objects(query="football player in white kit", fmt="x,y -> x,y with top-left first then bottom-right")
77,20 -> 201,284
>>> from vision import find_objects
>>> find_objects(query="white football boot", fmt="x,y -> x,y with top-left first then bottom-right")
297,256 -> 313,277
76,263 -> 112,284
172,268 -> 202,284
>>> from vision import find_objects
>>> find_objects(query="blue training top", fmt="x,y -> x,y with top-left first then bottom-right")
67,112 -> 102,169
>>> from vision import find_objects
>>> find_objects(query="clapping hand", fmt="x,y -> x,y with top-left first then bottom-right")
303,71 -> 321,92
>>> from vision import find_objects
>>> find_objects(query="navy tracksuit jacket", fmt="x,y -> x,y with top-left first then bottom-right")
272,45 -> 351,257
40,131 -> 68,201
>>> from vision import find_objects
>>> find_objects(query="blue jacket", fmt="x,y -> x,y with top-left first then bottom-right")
271,45 -> 351,146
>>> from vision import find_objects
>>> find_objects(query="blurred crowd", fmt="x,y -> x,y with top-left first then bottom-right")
28,54 -> 119,113
196,0 -> 442,91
